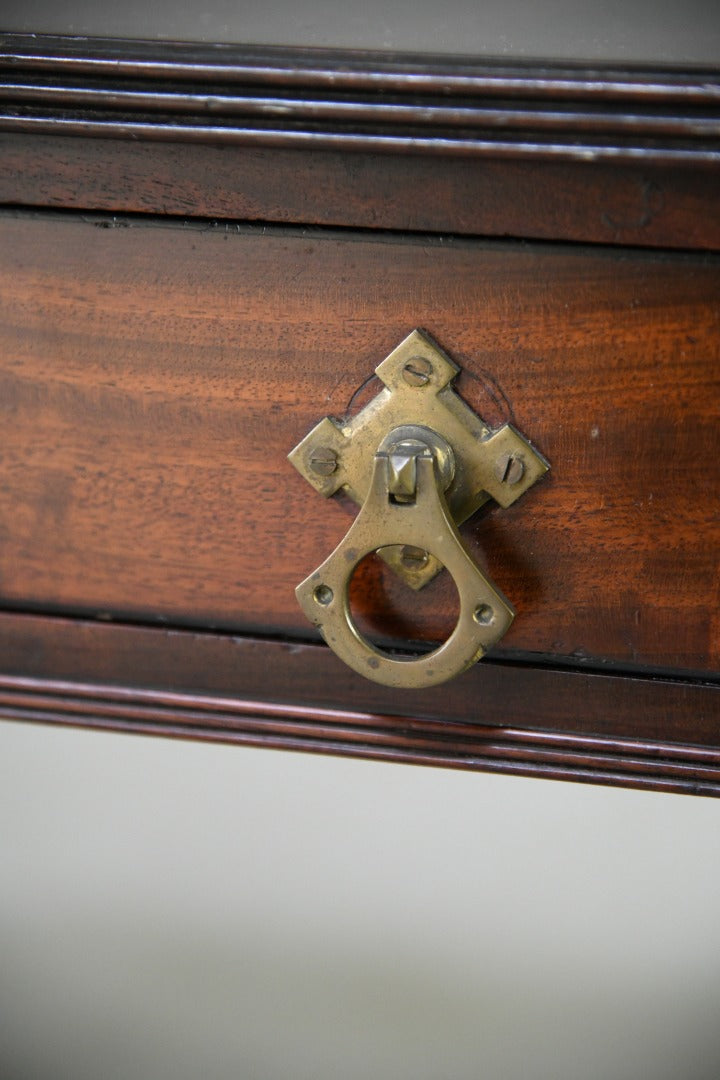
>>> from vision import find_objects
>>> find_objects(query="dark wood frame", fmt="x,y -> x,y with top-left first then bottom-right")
1,35 -> 718,794
0,613 -> 718,797
1,34 -> 719,249
2,35 -> 719,162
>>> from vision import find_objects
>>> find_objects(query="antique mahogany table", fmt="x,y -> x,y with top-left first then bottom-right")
0,9 -> 718,795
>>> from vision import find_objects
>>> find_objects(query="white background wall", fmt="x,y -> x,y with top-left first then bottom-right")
3,0 -> 720,64
2,720 -> 719,1079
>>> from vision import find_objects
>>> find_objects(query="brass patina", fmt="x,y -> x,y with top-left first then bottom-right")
289,329 -> 548,687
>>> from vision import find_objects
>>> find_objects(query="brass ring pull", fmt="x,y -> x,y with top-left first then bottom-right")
289,329 -> 549,688
295,447 -> 514,689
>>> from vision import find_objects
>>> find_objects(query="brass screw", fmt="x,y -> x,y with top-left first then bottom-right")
474,604 -> 494,625
494,452 -> 525,485
400,545 -> 429,570
313,584 -> 334,606
402,356 -> 433,387
309,446 -> 338,476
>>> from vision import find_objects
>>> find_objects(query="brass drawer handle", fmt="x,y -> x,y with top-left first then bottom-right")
295,441 -> 514,688
289,330 -> 549,687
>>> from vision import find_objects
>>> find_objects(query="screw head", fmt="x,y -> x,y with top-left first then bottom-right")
493,452 -> 525,485
473,604 -> 494,625
402,356 -> 433,387
309,446 -> 338,476
400,545 -> 429,570
313,584 -> 334,606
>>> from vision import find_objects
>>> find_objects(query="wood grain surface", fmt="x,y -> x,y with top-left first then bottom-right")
1,210 -> 719,672
3,135 -> 719,253
0,612 -> 718,796
1,36 -> 719,250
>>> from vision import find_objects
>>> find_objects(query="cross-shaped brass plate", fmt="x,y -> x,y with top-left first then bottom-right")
289,329 -> 548,589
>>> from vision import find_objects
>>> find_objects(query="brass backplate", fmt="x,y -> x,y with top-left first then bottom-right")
289,329 -> 548,589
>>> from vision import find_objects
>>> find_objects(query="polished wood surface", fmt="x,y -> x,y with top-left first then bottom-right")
1,36 -> 719,252
1,210 -> 718,673
3,135 -> 719,253
1,32 -> 719,795
0,612 -> 718,796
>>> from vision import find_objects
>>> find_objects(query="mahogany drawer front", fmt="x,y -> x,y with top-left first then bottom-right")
1,210 -> 718,678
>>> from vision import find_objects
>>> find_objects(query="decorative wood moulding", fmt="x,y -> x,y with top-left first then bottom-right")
0,34 -> 719,165
0,612 -> 719,797
3,670 -> 720,797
